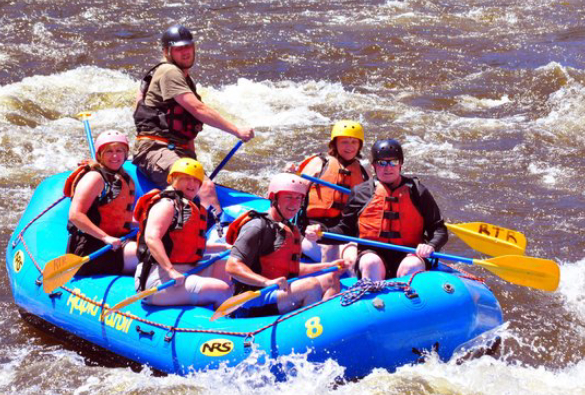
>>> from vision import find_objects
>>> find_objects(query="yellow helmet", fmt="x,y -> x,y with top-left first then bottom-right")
167,158 -> 205,184
330,120 -> 364,142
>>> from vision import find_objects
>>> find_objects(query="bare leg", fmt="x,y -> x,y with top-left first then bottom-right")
357,253 -> 386,281
276,277 -> 322,314
316,272 -> 341,300
396,255 -> 426,278
122,241 -> 139,274
199,260 -> 232,286
149,276 -> 231,308
340,243 -> 358,277
321,244 -> 340,262
194,277 -> 233,308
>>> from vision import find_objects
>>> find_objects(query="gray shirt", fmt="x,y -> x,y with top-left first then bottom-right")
230,216 -> 288,271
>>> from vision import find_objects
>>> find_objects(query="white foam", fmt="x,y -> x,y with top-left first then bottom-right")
456,94 -> 511,111
200,78 -> 345,130
373,354 -> 585,395
532,62 -> 585,144
558,258 -> 585,325
527,162 -> 563,185
71,349 -> 347,395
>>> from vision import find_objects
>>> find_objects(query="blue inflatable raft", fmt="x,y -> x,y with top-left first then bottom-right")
5,163 -> 503,379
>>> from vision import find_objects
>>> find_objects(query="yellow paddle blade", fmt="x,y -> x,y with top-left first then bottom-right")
474,255 -> 560,292
446,222 -> 527,257
210,291 -> 260,322
102,287 -> 159,318
42,254 -> 89,293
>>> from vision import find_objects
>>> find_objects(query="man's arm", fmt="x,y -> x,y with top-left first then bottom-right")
415,183 -> 448,251
175,92 -> 254,141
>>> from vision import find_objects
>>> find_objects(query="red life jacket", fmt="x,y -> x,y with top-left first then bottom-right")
133,63 -> 204,145
358,181 -> 424,247
227,211 -> 300,279
64,162 -> 135,237
135,188 -> 207,265
299,154 -> 366,219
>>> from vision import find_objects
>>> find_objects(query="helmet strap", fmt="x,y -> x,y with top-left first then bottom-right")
270,196 -> 294,229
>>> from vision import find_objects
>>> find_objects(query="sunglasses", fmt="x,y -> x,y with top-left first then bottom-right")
375,159 -> 400,167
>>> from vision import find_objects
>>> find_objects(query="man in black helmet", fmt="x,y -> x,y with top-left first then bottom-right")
133,24 -> 254,211
305,138 -> 448,281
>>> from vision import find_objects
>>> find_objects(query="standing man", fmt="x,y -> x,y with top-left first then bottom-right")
305,139 -> 448,281
133,24 -> 254,211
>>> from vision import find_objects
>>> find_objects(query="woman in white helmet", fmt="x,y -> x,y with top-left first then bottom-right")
65,130 -> 138,276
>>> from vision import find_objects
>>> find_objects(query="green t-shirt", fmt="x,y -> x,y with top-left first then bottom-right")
145,63 -> 194,107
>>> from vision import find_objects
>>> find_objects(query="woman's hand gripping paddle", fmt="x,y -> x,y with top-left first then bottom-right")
42,229 -> 138,293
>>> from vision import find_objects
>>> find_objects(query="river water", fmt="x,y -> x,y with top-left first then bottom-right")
1,0 -> 584,394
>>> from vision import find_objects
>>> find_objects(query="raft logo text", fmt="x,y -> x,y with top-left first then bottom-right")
200,339 -> 234,357
13,250 -> 25,273
478,224 -> 519,244
67,289 -> 133,333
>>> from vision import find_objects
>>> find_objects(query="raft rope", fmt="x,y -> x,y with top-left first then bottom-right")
340,274 -> 421,306
12,195 -> 67,248
442,263 -> 485,284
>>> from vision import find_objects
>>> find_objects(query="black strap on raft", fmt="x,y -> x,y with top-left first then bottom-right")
209,207 -> 224,237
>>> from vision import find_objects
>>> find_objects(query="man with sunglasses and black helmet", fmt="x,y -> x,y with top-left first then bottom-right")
305,138 -> 448,281
133,24 -> 254,212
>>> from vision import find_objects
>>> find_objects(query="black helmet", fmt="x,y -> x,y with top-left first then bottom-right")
161,25 -> 194,48
371,139 -> 403,162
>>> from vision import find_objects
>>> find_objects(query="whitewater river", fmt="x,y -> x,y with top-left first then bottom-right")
1,0 -> 584,394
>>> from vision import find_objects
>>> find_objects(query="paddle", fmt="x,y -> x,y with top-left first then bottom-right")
209,140 -> 244,180
210,264 -> 342,321
42,229 -> 139,293
77,112 -> 96,160
299,173 -> 526,257
445,222 -> 526,257
102,249 -> 231,317
320,232 -> 559,292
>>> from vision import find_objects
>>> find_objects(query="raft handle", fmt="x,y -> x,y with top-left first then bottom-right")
35,275 -> 43,287
164,329 -> 175,342
405,291 -> 419,299
136,325 -> 155,338
443,283 -> 455,294
48,291 -> 62,299
244,334 -> 255,348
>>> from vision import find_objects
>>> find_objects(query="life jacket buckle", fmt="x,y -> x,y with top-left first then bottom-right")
168,143 -> 176,150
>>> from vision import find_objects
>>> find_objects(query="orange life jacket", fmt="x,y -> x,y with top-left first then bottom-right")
135,188 -> 207,265
358,181 -> 424,247
227,211 -> 300,279
64,162 -> 135,237
299,154 -> 366,219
